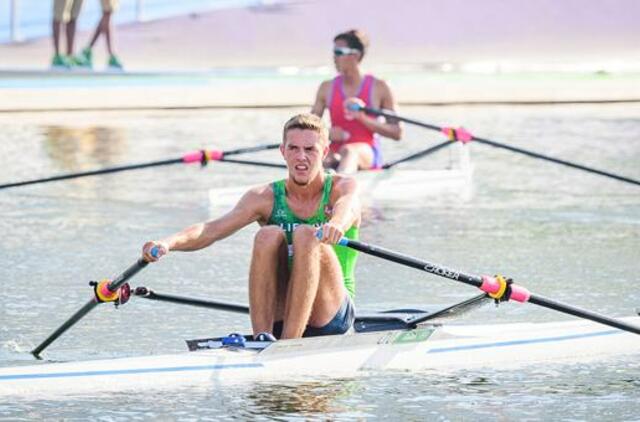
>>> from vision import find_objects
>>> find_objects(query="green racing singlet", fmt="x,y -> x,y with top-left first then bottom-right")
267,174 -> 358,298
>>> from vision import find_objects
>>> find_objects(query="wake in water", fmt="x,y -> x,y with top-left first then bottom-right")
0,338 -> 36,362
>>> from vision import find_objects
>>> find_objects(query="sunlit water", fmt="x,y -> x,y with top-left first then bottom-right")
1,104 -> 639,419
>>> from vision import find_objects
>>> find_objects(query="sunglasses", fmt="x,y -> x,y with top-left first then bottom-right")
333,47 -> 360,57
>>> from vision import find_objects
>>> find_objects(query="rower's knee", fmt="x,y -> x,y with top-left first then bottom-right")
254,226 -> 286,250
292,224 -> 318,248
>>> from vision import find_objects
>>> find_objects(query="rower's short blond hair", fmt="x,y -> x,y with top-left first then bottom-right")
282,113 -> 329,146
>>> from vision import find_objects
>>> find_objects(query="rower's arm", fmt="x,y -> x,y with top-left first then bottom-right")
329,176 -> 361,232
311,81 -> 330,117
144,187 -> 269,258
350,80 -> 403,141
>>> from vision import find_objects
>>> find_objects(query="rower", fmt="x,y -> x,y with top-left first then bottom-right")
142,114 -> 360,341
311,29 -> 403,174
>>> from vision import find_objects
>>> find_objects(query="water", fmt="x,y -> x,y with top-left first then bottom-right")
1,0 -> 272,43
0,104 -> 639,419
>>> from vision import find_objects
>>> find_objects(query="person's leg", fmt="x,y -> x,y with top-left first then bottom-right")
65,19 -> 76,55
102,12 -> 114,56
248,226 -> 289,337
281,225 -> 345,339
65,0 -> 84,55
87,14 -> 105,49
52,0 -> 67,56
52,20 -> 62,56
102,0 -> 122,68
337,143 -> 374,173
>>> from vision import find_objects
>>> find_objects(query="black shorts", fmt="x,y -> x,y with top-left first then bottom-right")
272,295 -> 355,338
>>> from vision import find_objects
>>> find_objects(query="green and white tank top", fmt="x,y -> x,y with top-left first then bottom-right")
267,175 -> 358,298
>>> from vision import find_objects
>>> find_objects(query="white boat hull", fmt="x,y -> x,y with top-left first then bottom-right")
2,317 -> 639,397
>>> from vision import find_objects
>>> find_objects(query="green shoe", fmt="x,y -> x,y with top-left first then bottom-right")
68,55 -> 88,68
75,47 -> 93,68
51,54 -> 72,70
107,54 -> 124,71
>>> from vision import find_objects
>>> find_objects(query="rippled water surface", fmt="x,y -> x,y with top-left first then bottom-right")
1,104 -> 639,420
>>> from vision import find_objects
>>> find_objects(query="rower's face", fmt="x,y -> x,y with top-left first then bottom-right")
333,39 -> 360,73
281,129 -> 328,186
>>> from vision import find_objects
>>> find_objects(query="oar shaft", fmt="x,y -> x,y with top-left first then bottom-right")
31,299 -> 97,358
219,158 -> 286,169
473,137 -> 640,186
343,239 -> 483,288
528,294 -> 640,335
1,143 -> 281,191
223,143 -> 279,156
31,258 -> 149,358
362,106 -> 441,132
0,159 -> 182,189
342,238 -> 640,336
107,259 -> 149,291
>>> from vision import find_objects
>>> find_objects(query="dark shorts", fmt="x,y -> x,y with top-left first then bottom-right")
272,295 -> 355,338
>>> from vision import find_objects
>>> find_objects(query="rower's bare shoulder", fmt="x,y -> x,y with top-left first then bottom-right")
245,182 -> 273,196
373,78 -> 398,113
374,78 -> 395,98
237,183 -> 274,217
318,79 -> 333,90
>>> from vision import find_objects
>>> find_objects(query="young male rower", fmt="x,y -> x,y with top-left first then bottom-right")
142,113 -> 360,341
311,29 -> 403,173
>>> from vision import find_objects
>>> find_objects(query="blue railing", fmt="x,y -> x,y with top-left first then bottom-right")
1,0 -> 265,43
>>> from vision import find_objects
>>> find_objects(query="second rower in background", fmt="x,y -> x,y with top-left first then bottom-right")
311,29 -> 403,174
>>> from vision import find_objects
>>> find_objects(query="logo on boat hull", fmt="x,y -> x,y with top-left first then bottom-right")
392,328 -> 435,344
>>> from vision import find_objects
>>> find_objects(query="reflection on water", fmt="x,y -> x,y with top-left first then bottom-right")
41,125 -> 127,171
241,380 -> 360,417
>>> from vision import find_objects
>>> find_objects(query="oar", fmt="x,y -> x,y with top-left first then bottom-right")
133,286 -> 250,314
0,143 -> 281,190
338,237 -> 640,336
31,256 -> 151,358
352,104 -> 640,187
